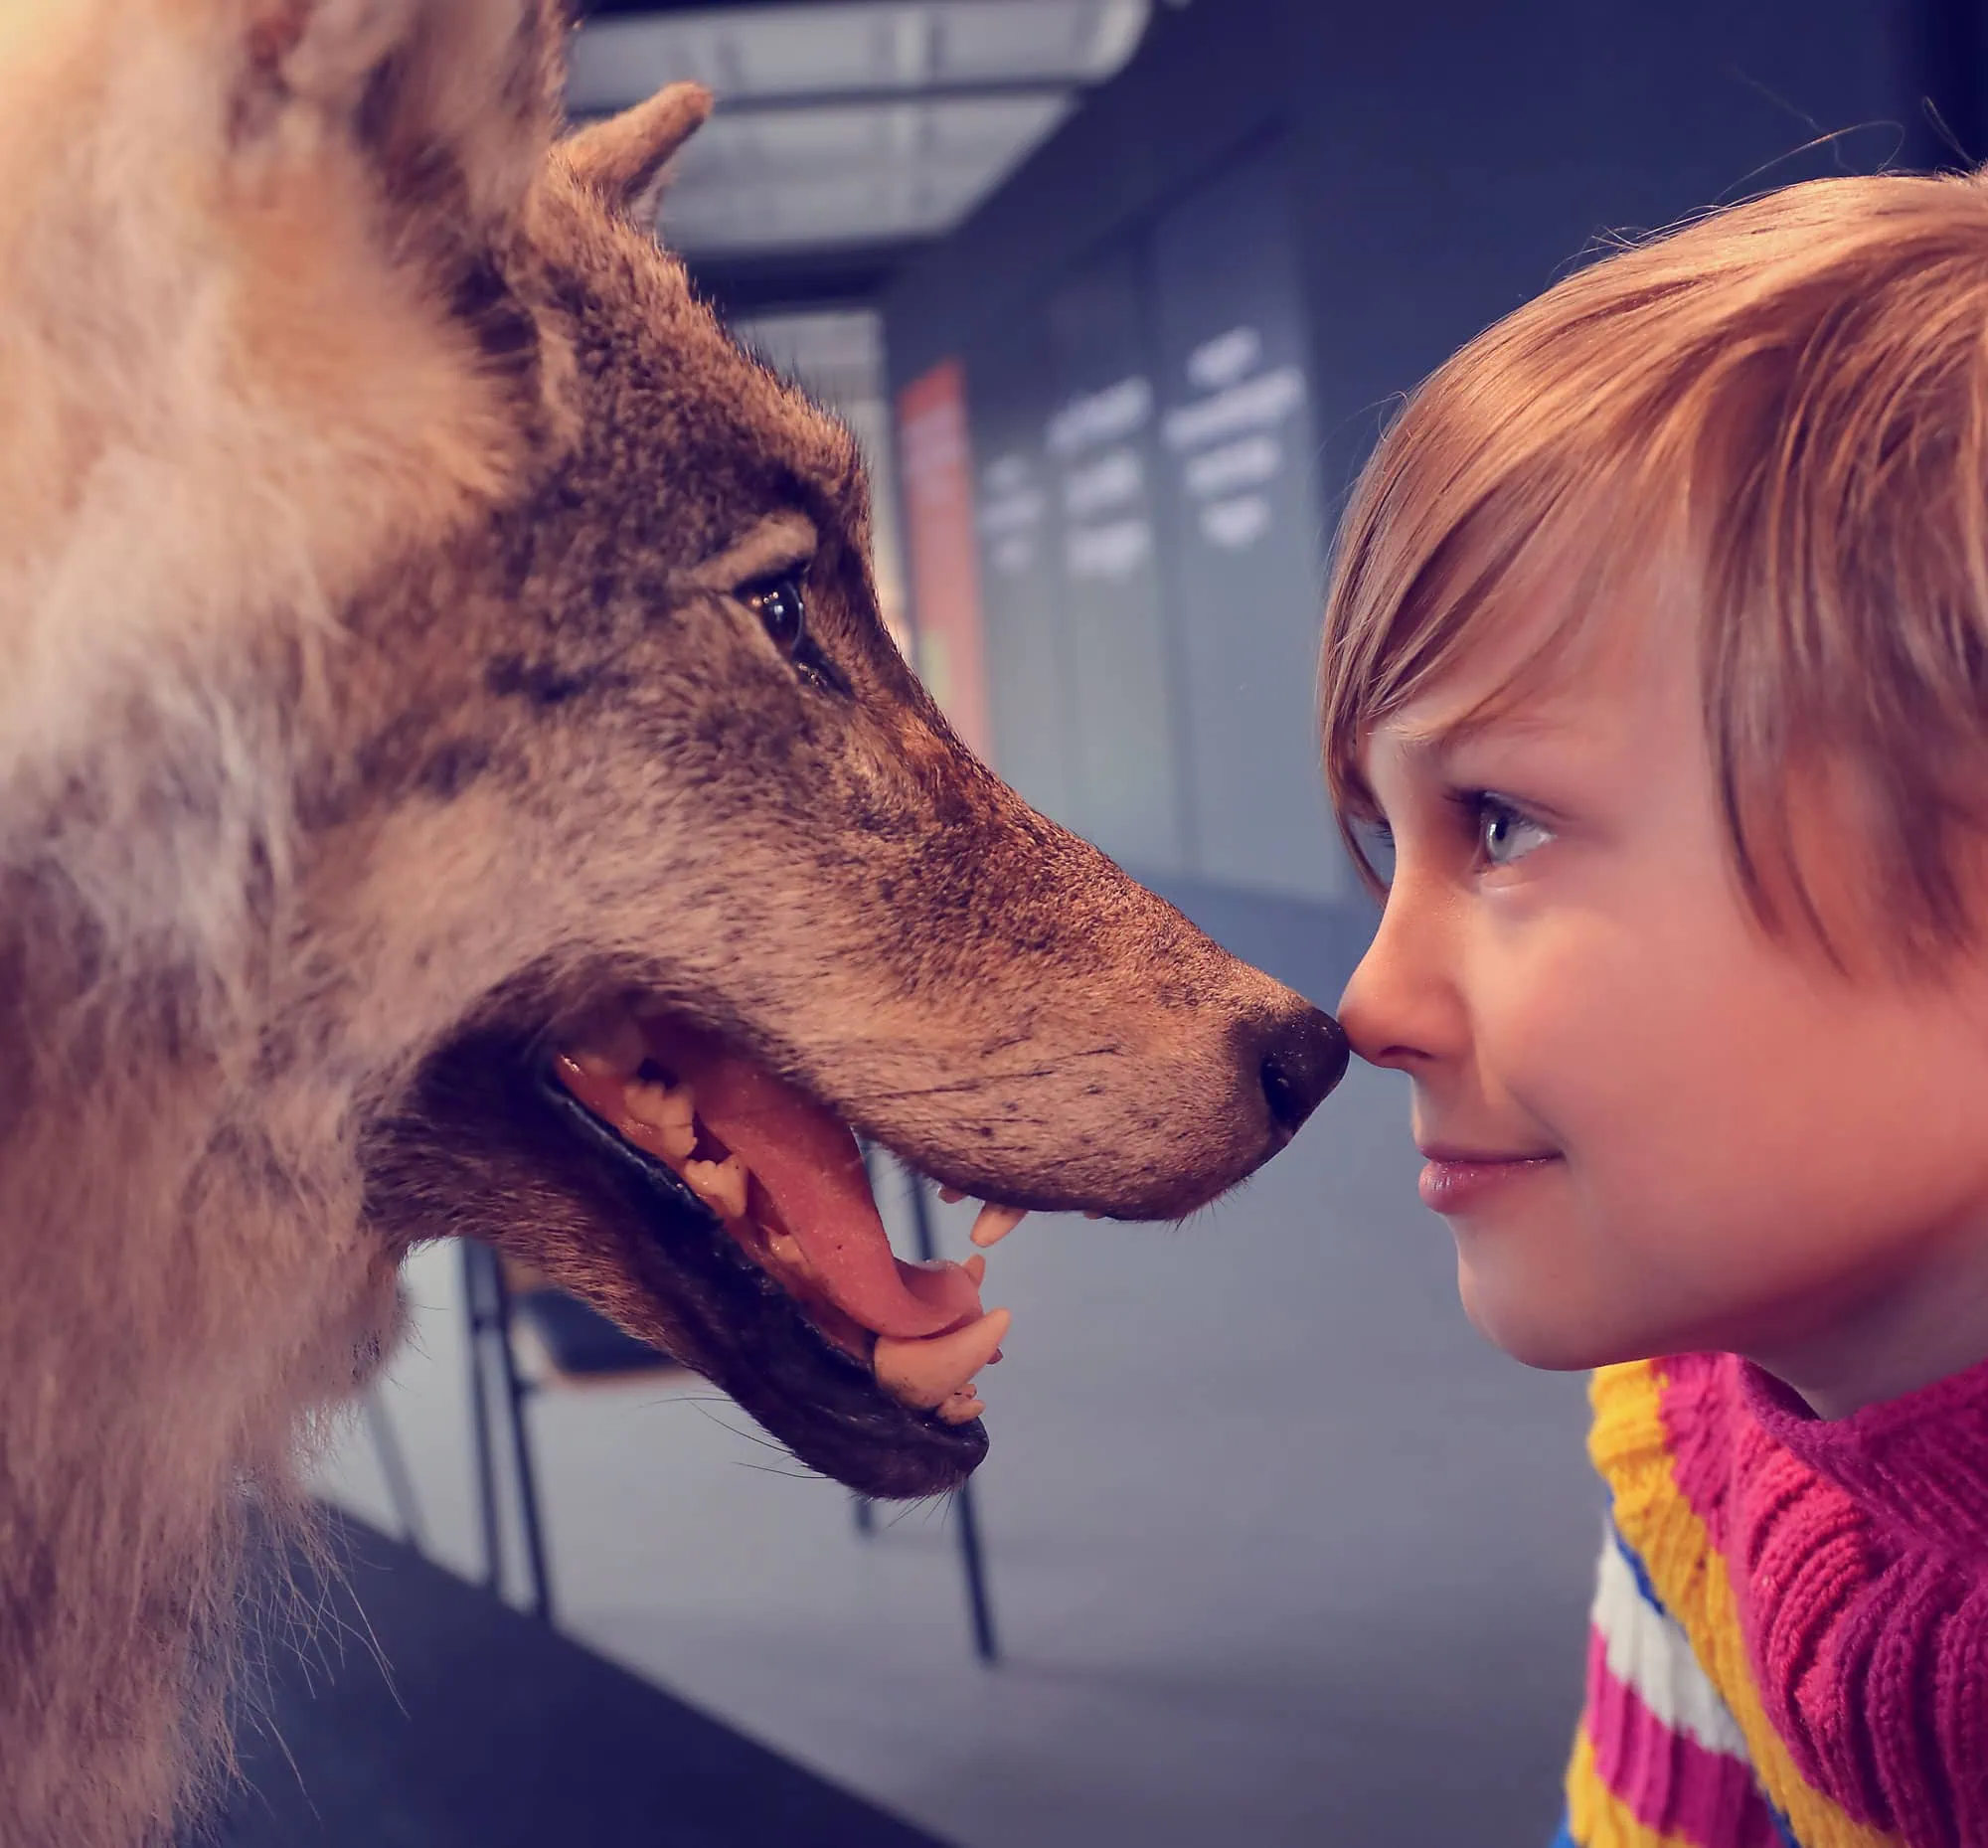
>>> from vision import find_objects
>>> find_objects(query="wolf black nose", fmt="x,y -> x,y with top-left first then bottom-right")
1257,1006 -> 1350,1138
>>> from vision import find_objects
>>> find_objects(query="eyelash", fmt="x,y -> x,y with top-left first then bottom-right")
1451,788 -> 1550,870
1358,789 -> 1549,877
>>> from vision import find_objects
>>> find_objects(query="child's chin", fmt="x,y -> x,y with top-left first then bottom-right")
1458,1266 -> 1657,1374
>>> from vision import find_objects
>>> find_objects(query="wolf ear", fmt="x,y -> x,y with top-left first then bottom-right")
560,84 -> 716,228
244,0 -> 559,225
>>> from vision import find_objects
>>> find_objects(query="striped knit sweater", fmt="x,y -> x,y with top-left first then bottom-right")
1558,1351 -> 1988,1848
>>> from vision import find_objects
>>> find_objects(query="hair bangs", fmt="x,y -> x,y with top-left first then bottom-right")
1319,350 -> 1673,900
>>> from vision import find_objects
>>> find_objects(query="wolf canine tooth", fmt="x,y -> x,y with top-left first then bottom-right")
873,1307 -> 1012,1410
969,1202 -> 1027,1248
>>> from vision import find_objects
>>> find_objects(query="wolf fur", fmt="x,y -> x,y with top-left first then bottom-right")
0,3 -> 1344,1842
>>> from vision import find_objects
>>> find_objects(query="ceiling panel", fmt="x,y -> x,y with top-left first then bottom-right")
669,93 -> 1074,182
569,1 -> 1150,111
924,0 -> 1148,85
567,1 -> 1148,257
659,95 -> 1074,250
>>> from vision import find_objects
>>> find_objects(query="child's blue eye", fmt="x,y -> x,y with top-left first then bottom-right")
1466,791 -> 1552,868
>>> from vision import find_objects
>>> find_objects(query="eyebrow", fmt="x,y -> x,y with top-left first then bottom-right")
1403,692 -> 1583,760
683,509 -> 820,590
1349,702 -> 1579,816
1395,712 -> 1501,766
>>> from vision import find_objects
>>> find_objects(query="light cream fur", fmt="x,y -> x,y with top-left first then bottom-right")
0,4 -> 559,1840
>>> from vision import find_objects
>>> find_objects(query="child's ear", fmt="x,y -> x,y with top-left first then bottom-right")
559,84 -> 716,229
241,0 -> 559,228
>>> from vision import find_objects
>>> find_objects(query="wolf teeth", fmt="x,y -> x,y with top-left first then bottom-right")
969,1202 -> 1028,1249
942,1189 -> 1030,1247
873,1307 -> 1011,1411
623,1077 -> 697,1161
557,1049 -> 1012,1408
682,1152 -> 747,1221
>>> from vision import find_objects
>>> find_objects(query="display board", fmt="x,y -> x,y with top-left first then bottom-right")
1038,239 -> 1188,877
927,135 -> 1342,899
1148,143 -> 1343,900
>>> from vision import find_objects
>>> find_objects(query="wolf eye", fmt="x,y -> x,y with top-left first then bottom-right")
740,571 -> 844,693
745,575 -> 807,656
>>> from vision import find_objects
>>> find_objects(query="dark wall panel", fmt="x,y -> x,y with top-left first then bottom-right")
1148,138 -> 1341,901
1040,240 -> 1187,875
965,321 -> 1080,830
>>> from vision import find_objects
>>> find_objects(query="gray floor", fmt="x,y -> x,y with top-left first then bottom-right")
201,1510 -> 947,1848
318,924 -> 1605,1848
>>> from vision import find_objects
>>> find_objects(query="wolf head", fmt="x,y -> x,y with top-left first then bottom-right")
5,0 -> 1346,1519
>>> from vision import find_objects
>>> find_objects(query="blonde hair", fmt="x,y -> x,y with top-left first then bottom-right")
1319,169 -> 1988,976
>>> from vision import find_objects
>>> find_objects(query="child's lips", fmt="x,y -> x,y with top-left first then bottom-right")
1416,1146 -> 1562,1214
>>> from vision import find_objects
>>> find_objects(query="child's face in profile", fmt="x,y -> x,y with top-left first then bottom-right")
1338,586 -> 1988,1414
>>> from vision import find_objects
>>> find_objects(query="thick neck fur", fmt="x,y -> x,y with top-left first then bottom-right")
0,7 -> 565,1838
0,664 -> 407,1843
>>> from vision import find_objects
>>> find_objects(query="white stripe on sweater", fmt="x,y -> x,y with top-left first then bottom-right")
1590,1529 -> 1751,1760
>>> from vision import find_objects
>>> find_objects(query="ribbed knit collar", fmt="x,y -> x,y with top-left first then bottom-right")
1740,1351 -> 1988,1560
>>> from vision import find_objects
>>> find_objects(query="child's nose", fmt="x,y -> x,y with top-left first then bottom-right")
1335,899 -> 1463,1074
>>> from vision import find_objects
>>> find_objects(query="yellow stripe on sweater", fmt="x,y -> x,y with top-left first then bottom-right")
1566,1728 -> 1709,1848
1586,1361 -> 1897,1848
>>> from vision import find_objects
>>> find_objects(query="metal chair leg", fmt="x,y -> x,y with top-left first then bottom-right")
487,1250 -> 556,1626
852,1145 -> 882,1543
950,1467 -> 999,1665
460,1240 -> 556,1624
461,1241 -> 505,1596
362,1389 -> 427,1555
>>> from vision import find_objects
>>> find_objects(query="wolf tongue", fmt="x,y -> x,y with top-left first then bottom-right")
663,1033 -> 983,1340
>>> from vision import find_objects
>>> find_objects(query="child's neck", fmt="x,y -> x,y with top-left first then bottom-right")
1748,1215 -> 1988,1417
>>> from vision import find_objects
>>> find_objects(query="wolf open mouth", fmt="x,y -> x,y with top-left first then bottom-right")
383,967 -> 1341,1502
376,1000 -> 1043,1499
550,1010 -> 1012,1427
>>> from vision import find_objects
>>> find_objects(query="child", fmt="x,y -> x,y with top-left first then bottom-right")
1319,171 -> 1988,1848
